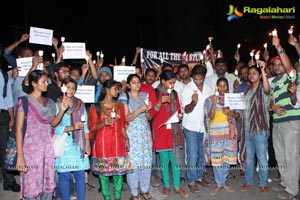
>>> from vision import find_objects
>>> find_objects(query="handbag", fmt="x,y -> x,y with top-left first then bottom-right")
4,96 -> 28,171
53,133 -> 67,158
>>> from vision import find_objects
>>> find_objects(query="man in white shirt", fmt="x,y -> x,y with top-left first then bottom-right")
181,65 -> 214,193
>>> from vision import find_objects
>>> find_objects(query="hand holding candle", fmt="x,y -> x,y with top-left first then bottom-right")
80,114 -> 86,123
236,43 -> 241,52
100,51 -> 104,58
272,29 -> 278,37
167,84 -> 172,95
263,43 -> 268,51
61,84 -> 67,100
234,69 -> 238,79
111,108 -> 116,127
250,50 -> 255,61
288,26 -> 294,37
208,37 -> 213,45
215,87 -> 219,96
38,50 -> 44,57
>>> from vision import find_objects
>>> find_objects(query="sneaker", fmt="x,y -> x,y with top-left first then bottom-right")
151,176 -> 160,187
188,183 -> 200,193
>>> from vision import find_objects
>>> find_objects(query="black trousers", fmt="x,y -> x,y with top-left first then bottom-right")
0,110 -> 17,186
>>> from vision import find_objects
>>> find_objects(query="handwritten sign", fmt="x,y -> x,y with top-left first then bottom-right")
62,42 -> 86,59
29,27 -> 53,46
17,57 -> 43,77
74,85 -> 95,103
113,66 -> 136,82
224,93 -> 246,110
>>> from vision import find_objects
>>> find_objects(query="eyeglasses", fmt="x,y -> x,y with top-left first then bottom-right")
59,70 -> 70,74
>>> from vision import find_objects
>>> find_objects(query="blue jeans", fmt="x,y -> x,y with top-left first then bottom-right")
183,128 -> 205,184
59,170 -> 85,200
213,162 -> 230,186
151,151 -> 162,178
245,130 -> 269,186
55,171 -> 74,199
127,168 -> 151,196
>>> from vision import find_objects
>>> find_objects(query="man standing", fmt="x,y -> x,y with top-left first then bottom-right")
181,65 -> 214,193
270,35 -> 300,200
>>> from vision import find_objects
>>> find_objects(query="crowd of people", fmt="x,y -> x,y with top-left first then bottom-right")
0,31 -> 300,200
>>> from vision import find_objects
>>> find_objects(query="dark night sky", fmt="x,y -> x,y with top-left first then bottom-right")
1,0 -> 299,69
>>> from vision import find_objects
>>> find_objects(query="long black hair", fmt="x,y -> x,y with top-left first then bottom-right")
98,79 -> 119,102
28,70 -> 48,93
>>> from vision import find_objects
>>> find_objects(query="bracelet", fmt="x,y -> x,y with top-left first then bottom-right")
277,49 -> 285,54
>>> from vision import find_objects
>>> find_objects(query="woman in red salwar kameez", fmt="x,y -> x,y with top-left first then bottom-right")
88,79 -> 131,200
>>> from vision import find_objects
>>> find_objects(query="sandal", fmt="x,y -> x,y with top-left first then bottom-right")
140,191 -> 152,200
85,183 -> 96,191
210,186 -> 222,196
222,184 -> 235,192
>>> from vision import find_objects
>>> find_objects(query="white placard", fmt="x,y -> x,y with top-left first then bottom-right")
74,85 -> 95,103
17,57 -> 43,77
62,42 -> 86,59
224,93 -> 246,110
159,111 -> 179,128
29,27 -> 53,46
113,66 -> 136,82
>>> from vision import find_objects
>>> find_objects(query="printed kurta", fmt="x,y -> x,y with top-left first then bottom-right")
88,101 -> 132,176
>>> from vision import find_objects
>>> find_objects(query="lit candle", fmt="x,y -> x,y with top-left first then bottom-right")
85,55 -> 89,65
289,69 -> 295,81
272,29 -> 277,37
96,51 -> 100,61
288,26 -> 294,37
111,108 -> 116,118
263,43 -> 268,51
141,58 -> 144,65
100,51 -> 104,58
206,44 -> 210,50
167,84 -> 172,94
215,87 -> 219,96
80,114 -> 86,122
61,36 -> 65,43
93,60 -> 96,65
255,51 -> 260,60
234,69 -> 238,77
51,53 -> 55,58
194,87 -> 198,93
160,58 -> 164,64
208,37 -> 213,45
199,53 -> 204,64
61,84 -> 67,100
237,43 -> 241,52
121,56 -> 126,64
250,50 -> 254,60
144,94 -> 149,105
38,50 -> 44,57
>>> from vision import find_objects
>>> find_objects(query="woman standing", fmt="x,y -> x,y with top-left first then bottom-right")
119,74 -> 152,200
54,78 -> 91,200
150,70 -> 189,198
88,79 -> 131,200
16,70 -> 68,200
204,77 -> 239,196
240,62 -> 270,195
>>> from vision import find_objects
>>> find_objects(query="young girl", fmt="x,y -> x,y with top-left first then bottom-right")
150,70 -> 188,198
16,70 -> 68,200
204,77 -> 239,196
54,78 -> 91,200
88,79 -> 131,200
240,61 -> 270,195
119,74 -> 152,200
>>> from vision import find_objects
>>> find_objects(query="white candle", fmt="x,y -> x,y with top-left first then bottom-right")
234,69 -> 238,76
144,94 -> 149,105
111,108 -> 116,118
85,55 -> 89,65
263,43 -> 268,51
80,114 -> 86,122
255,51 -> 260,60
206,44 -> 210,50
38,50 -> 44,57
96,51 -> 100,57
215,87 -> 219,96
51,53 -> 55,58
272,29 -> 277,37
250,50 -> 254,60
167,85 -> 172,94
122,56 -> 126,64
237,43 -> 241,49
208,36 -> 213,44
288,26 -> 294,35
100,51 -> 104,58
61,84 -> 67,93
289,70 -> 295,79
61,37 -> 65,43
